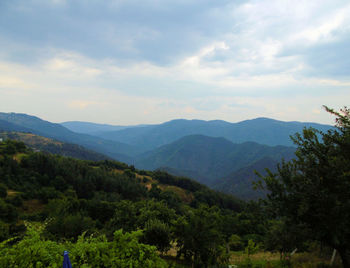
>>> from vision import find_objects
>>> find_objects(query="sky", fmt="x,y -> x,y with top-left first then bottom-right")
0,0 -> 349,125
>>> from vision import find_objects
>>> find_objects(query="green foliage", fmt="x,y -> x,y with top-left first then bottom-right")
245,239 -> 260,257
0,136 -> 271,267
6,194 -> 24,207
46,213 -> 95,240
264,219 -> 308,257
0,223 -> 167,267
0,199 -> 18,223
0,139 -> 27,155
174,205 -> 228,267
260,106 -> 350,266
0,223 -> 66,267
0,184 -> 7,198
124,168 -> 135,178
109,229 -> 167,267
0,221 -> 9,242
229,234 -> 244,251
142,219 -> 171,254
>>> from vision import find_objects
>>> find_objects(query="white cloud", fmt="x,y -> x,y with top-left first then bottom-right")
0,0 -> 349,125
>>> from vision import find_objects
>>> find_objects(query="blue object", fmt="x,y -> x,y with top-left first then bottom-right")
63,250 -> 72,268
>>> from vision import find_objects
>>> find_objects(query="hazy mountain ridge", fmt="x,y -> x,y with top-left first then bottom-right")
1,112 -> 330,199
0,131 -> 111,161
61,121 -> 128,134
0,112 -> 139,163
213,157 -> 288,200
87,117 -> 332,152
135,134 -> 296,187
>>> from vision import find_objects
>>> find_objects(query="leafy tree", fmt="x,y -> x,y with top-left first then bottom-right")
245,239 -> 259,258
45,213 -> 95,240
260,106 -> 350,266
228,234 -> 243,251
264,219 -> 307,259
142,219 -> 171,254
174,205 -> 226,267
137,200 -> 176,227
0,199 -> 18,223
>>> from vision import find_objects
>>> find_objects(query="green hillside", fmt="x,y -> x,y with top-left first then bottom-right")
135,135 -> 295,188
0,139 -> 252,267
0,132 -> 110,161
0,112 -> 141,162
214,157 -> 281,200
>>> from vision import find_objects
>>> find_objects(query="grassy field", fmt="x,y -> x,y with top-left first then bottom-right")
162,249 -> 343,268
228,250 -> 343,268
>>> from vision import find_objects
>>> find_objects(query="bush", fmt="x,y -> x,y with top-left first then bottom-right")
0,223 -> 167,267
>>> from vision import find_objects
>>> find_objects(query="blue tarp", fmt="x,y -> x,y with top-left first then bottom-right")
63,250 -> 72,268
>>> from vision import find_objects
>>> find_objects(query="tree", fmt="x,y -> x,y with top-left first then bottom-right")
174,205 -> 226,267
142,219 -> 171,254
260,106 -> 350,266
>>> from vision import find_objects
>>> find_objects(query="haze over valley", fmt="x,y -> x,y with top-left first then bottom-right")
0,112 -> 333,199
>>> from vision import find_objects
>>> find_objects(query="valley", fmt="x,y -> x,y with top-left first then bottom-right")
0,112 -> 332,200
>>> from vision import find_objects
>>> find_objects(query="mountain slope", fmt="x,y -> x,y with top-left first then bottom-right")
213,157 -> 287,200
0,113 -> 140,162
0,132 -> 111,161
61,121 -> 128,134
93,118 -> 332,152
135,134 -> 295,185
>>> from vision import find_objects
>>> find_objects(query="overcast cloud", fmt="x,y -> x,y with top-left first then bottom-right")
0,0 -> 349,124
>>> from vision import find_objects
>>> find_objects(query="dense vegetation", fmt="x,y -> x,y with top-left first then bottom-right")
0,107 -> 347,267
0,139 -> 260,267
135,135 -> 295,188
0,132 -> 110,161
259,106 -> 350,266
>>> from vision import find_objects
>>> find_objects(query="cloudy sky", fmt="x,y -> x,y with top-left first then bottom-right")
0,0 -> 349,125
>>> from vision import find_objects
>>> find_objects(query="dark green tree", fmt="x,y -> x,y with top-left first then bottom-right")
260,106 -> 350,266
174,205 -> 226,267
142,219 -> 171,254
0,184 -> 7,198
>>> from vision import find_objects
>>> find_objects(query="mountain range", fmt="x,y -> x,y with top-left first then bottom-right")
0,112 -> 333,199
0,112 -> 138,163
134,135 -> 295,186
63,118 -> 332,152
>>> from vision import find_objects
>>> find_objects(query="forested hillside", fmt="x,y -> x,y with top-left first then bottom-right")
0,112 -> 140,162
0,132 -> 110,161
0,139 -> 256,267
135,135 -> 295,189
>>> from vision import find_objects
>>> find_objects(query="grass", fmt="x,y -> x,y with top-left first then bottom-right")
231,251 -> 280,263
228,250 -> 343,268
